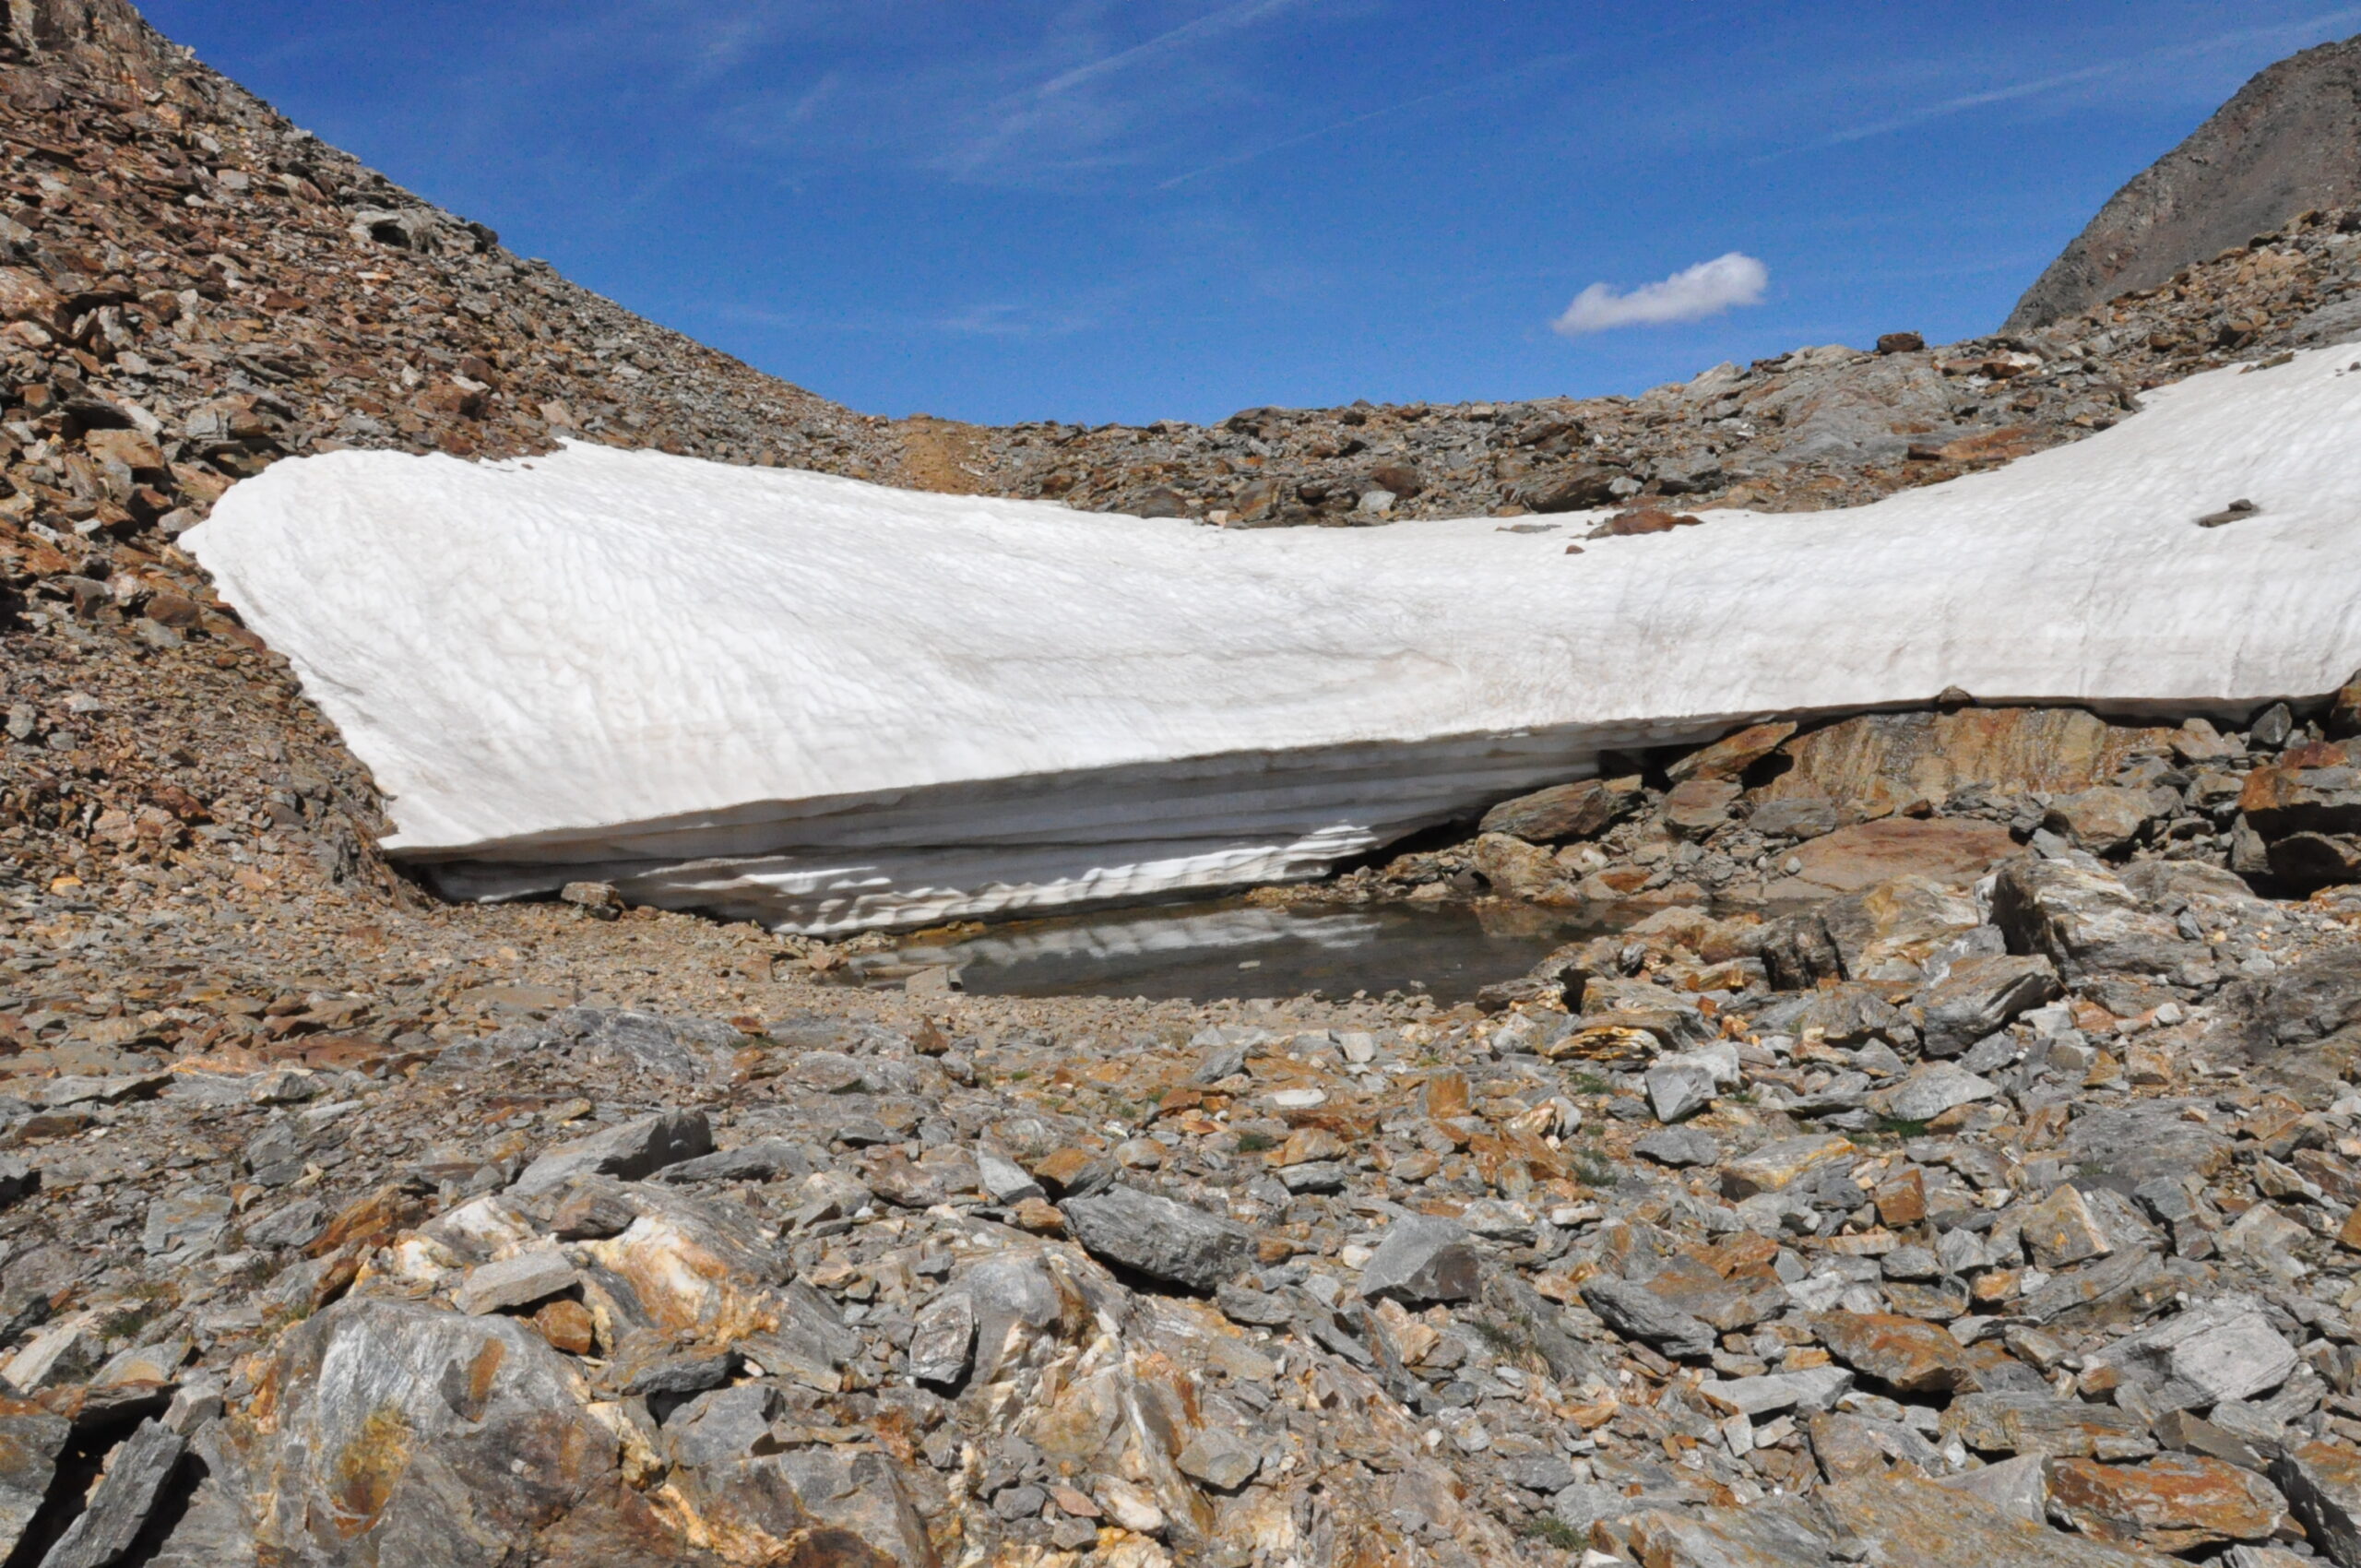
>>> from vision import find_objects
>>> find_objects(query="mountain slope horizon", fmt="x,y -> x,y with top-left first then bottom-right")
2007,31 -> 2361,331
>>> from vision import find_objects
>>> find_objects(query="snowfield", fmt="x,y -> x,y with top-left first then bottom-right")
188,348 -> 2361,931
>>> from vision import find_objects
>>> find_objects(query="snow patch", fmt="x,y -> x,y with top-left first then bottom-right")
187,349 -> 2361,931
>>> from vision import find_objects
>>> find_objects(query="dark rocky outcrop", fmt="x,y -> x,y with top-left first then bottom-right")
2008,35 -> 2361,330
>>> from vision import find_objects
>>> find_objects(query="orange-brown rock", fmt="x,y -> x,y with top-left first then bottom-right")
1812,1311 -> 1971,1393
1669,721 -> 1800,784
2239,740 -> 2361,889
1477,777 -> 1641,843
1762,708 -> 2175,818
307,1182 -> 427,1258
531,1300 -> 597,1357
1874,1168 -> 1928,1227
2047,1453 -> 2291,1551
1769,817 -> 2022,896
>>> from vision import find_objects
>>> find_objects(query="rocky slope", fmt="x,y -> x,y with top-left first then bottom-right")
3,5 -> 2361,1566
2008,35 -> 2361,332
0,0 -> 898,525
926,208 -> 2361,526
3,702 -> 2361,1567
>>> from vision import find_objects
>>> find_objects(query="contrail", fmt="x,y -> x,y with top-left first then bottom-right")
1779,6 -> 2361,157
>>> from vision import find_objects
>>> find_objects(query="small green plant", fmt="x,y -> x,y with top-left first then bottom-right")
261,1298 -> 317,1332
1470,1317 -> 1525,1355
1572,1145 -> 1619,1188
1519,1515 -> 1583,1550
1873,1116 -> 1929,1140
98,1299 -> 164,1342
1234,1130 -> 1277,1154
1567,1072 -> 1615,1096
219,1253 -> 277,1292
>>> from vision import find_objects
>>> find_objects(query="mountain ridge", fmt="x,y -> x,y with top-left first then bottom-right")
2007,32 -> 2361,330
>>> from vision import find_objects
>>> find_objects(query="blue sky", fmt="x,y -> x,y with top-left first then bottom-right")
143,1 -> 2361,425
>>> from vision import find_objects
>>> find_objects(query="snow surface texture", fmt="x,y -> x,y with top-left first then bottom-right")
189,348 -> 2361,932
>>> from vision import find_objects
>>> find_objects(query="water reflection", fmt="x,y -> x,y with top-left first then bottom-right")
842,897 -> 1610,1004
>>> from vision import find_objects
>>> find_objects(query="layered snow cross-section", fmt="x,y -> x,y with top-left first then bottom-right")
188,349 -> 2361,932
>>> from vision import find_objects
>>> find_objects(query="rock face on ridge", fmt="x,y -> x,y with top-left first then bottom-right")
2007,35 -> 2361,330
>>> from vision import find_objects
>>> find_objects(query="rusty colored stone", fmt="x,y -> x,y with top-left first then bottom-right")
1770,817 -> 2023,896
2019,1183 -> 2114,1269
1013,1197 -> 1066,1233
1812,1311 -> 1970,1394
1763,708 -> 2177,819
2046,1453 -> 2290,1551
1874,1168 -> 1928,1228
1029,1146 -> 1105,1195
307,1182 -> 426,1258
1476,777 -> 1640,843
531,1300 -> 596,1357
1667,720 -> 1798,784
1720,1135 -> 1858,1200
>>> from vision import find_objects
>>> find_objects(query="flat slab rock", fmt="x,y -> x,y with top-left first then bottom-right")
0,1398 -> 67,1561
1610,1469 -> 2174,1567
1766,817 -> 2021,897
1058,1185 -> 1254,1292
2085,1296 -> 2298,1407
511,1110 -> 714,1196
40,1419 -> 185,1568
455,1248 -> 577,1316
2272,1438 -> 2361,1566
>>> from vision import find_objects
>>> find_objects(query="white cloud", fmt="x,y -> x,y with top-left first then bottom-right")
1552,252 -> 1769,337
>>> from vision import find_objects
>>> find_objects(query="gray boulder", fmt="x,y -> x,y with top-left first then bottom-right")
1645,1042 -> 1739,1123
1358,1216 -> 1479,1306
209,1299 -> 617,1567
2272,1438 -> 2361,1568
1060,1185 -> 1254,1293
512,1110 -> 713,1196
2064,1103 -> 2236,1185
1868,1062 -> 1999,1123
654,1138 -> 813,1185
1634,1128 -> 1721,1168
908,1290 -> 977,1389
2233,946 -> 2361,1048
42,1419 -> 185,1568
1176,1429 -> 1262,1491
662,1384 -> 781,1470
1579,1278 -> 1715,1360
1991,856 -> 2204,980
0,1401 -> 66,1560
1915,953 -> 2061,1056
